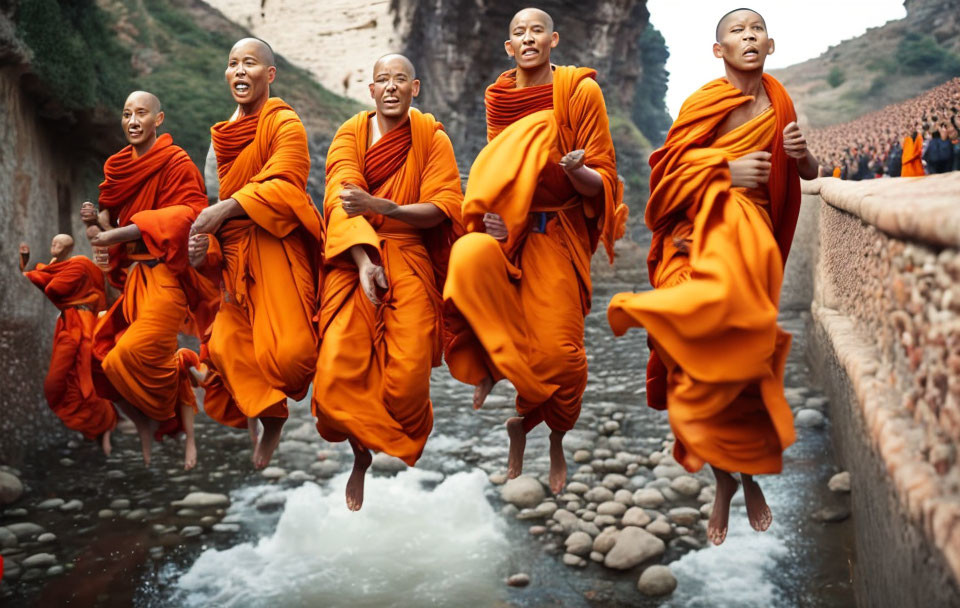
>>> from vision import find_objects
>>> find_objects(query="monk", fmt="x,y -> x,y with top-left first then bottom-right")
443,8 -> 628,494
901,130 -> 924,176
187,38 -> 323,469
316,54 -> 463,510
83,90 -> 218,469
607,8 -> 819,545
20,236 -> 116,454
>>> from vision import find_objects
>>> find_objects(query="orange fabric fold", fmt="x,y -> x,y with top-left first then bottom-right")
607,75 -> 799,475
443,66 -> 626,433
314,109 -> 462,465
203,97 -> 322,423
24,258 -> 117,440
901,134 -> 924,177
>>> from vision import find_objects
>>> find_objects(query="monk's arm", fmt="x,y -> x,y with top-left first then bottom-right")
560,150 -> 603,197
89,224 -> 141,247
190,198 -> 246,236
18,243 -> 29,271
381,201 -> 446,228
568,78 -> 617,198
783,121 -> 820,180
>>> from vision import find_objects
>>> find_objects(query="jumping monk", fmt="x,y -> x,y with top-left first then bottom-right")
316,54 -> 463,510
83,90 -> 218,470
607,8 -> 819,545
20,236 -> 117,454
187,38 -> 323,469
901,130 -> 924,177
443,8 -> 628,494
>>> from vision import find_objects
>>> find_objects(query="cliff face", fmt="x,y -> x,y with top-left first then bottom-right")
771,0 -> 960,128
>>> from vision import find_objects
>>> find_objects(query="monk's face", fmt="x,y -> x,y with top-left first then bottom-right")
121,93 -> 163,147
505,10 -> 558,69
369,57 -> 419,119
226,40 -> 276,107
50,234 -> 74,259
713,10 -> 773,72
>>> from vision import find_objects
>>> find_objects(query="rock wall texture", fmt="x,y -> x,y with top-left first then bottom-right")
804,174 -> 960,606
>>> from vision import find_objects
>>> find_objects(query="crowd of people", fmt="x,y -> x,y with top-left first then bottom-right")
808,77 -> 960,179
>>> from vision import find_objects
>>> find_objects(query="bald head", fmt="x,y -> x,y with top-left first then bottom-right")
716,8 -> 766,41
125,90 -> 161,114
50,234 -> 74,260
231,37 -> 275,67
373,53 -> 416,80
509,7 -> 554,35
122,90 -> 164,151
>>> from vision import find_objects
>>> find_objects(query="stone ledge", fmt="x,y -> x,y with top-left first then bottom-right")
802,174 -> 960,248
812,300 -> 960,580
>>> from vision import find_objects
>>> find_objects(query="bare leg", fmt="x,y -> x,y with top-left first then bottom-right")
100,429 -> 112,456
708,465 -> 739,545
253,416 -> 284,469
114,400 -> 158,467
345,437 -> 372,511
247,417 -> 261,453
506,417 -> 526,479
473,376 -> 495,410
742,474 -> 773,532
548,430 -> 567,494
181,405 -> 197,471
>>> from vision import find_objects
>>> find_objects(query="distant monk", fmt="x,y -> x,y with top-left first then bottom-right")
901,130 -> 924,177
443,8 -> 628,494
20,236 -> 116,454
315,54 -> 463,510
607,8 -> 819,545
188,38 -> 323,469
83,90 -> 218,469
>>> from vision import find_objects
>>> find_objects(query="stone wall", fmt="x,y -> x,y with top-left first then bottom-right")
804,174 -> 960,606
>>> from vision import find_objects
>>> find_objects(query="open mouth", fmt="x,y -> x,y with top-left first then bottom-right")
128,128 -> 142,137
382,96 -> 400,105
522,48 -> 539,58
743,47 -> 759,59
233,82 -> 250,94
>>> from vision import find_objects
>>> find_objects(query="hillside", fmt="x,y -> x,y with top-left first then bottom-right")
771,0 -> 960,128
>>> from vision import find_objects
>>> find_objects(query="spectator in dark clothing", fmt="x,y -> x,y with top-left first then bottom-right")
856,152 -> 873,180
923,131 -> 953,174
887,142 -> 902,177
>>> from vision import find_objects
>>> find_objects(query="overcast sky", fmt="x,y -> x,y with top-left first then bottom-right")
648,0 -> 908,118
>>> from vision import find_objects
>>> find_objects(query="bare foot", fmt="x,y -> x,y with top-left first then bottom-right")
742,474 -> 773,532
247,418 -> 261,461
346,439 -> 373,511
137,420 -> 158,467
548,431 -> 567,494
100,430 -> 112,457
188,365 -> 209,386
253,417 -> 284,469
473,376 -> 495,410
708,466 -> 739,545
506,417 -> 526,479
184,435 -> 197,471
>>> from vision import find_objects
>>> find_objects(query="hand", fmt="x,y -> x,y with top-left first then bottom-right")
188,234 -> 209,268
191,201 -> 229,236
483,212 -> 508,242
729,151 -> 772,188
89,227 -> 132,247
80,201 -> 98,225
559,149 -> 586,172
19,242 -> 29,257
357,258 -> 388,306
341,183 -> 394,217
782,122 -> 808,159
93,247 -> 110,270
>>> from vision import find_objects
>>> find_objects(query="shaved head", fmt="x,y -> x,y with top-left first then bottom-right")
125,90 -> 161,113
373,53 -> 416,80
716,8 -> 766,41
509,7 -> 554,35
231,37 -> 275,67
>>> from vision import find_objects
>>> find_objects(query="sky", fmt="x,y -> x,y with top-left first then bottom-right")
648,0 -> 908,118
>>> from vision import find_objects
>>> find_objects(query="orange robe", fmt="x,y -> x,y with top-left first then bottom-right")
313,109 -> 463,464
607,75 -> 800,475
901,134 -> 924,177
24,257 -> 117,440
831,166 -> 841,178
93,134 -> 218,430
443,66 -> 627,433
203,97 -> 323,424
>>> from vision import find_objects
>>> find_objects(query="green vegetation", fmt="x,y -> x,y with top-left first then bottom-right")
827,66 -> 845,88
897,32 -> 960,76
608,111 -> 651,212
631,24 -> 672,148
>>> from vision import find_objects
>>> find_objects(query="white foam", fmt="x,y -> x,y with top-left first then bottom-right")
174,469 -> 509,607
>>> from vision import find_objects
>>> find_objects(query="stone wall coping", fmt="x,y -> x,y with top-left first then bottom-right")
802,174 -> 960,248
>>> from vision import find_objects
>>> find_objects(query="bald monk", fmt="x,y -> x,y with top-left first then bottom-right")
607,8 -> 819,545
83,90 -> 218,469
19,236 -> 117,454
316,54 -> 463,510
901,130 -> 924,177
443,8 -> 628,494
188,38 -> 323,469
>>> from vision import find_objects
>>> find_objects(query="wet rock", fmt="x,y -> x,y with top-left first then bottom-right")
667,507 -> 701,527
528,525 -> 547,536
22,553 -> 57,568
637,565 -> 677,596
287,470 -> 316,482
590,551 -> 605,563
173,492 -> 230,509
110,499 -> 131,510
535,502 -> 558,518
603,459 -> 627,473
261,467 -> 287,480
622,507 -> 652,528
563,552 -> 587,567
37,499 -> 65,510
200,516 -> 218,527
578,520 -> 601,537
595,515 -> 618,527
4,508 -> 27,517
22,568 -> 44,581
213,523 -> 240,533
613,489 -> 634,505
653,464 -> 685,480
660,487 -> 682,503
501,504 -> 519,518
310,460 -> 341,477
603,527 -> 665,569
566,500 -> 581,511
828,471 -> 851,493
507,573 -> 530,587
549,524 -> 564,534
632,488 -> 665,509
98,509 -> 116,519
565,531 -> 593,556
584,487 -> 614,503
59,458 -> 75,467
594,448 -> 613,459
699,503 -> 713,518
573,450 -> 592,463
176,508 -> 199,517
372,453 -> 407,472
2,564 -> 20,581
501,476 -> 545,508
581,510 -> 596,522
602,420 -> 620,434
597,501 -> 627,517
149,546 -> 164,560
806,396 -> 829,410
566,481 -> 589,495
179,526 -> 203,538
0,527 -> 17,549
106,470 -> 126,479
795,409 -> 825,428
602,473 -> 629,489
812,505 -> 851,523
125,509 -> 148,521
488,472 -> 507,485
255,493 -> 287,512
670,476 -> 701,497
37,533 -> 56,544
553,508 -> 578,531
592,528 -> 619,554
60,499 -> 83,512
0,472 -> 24,505
645,518 -> 672,537
672,535 -> 702,550
6,523 -> 43,541
46,565 -> 64,577
696,487 -> 715,504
